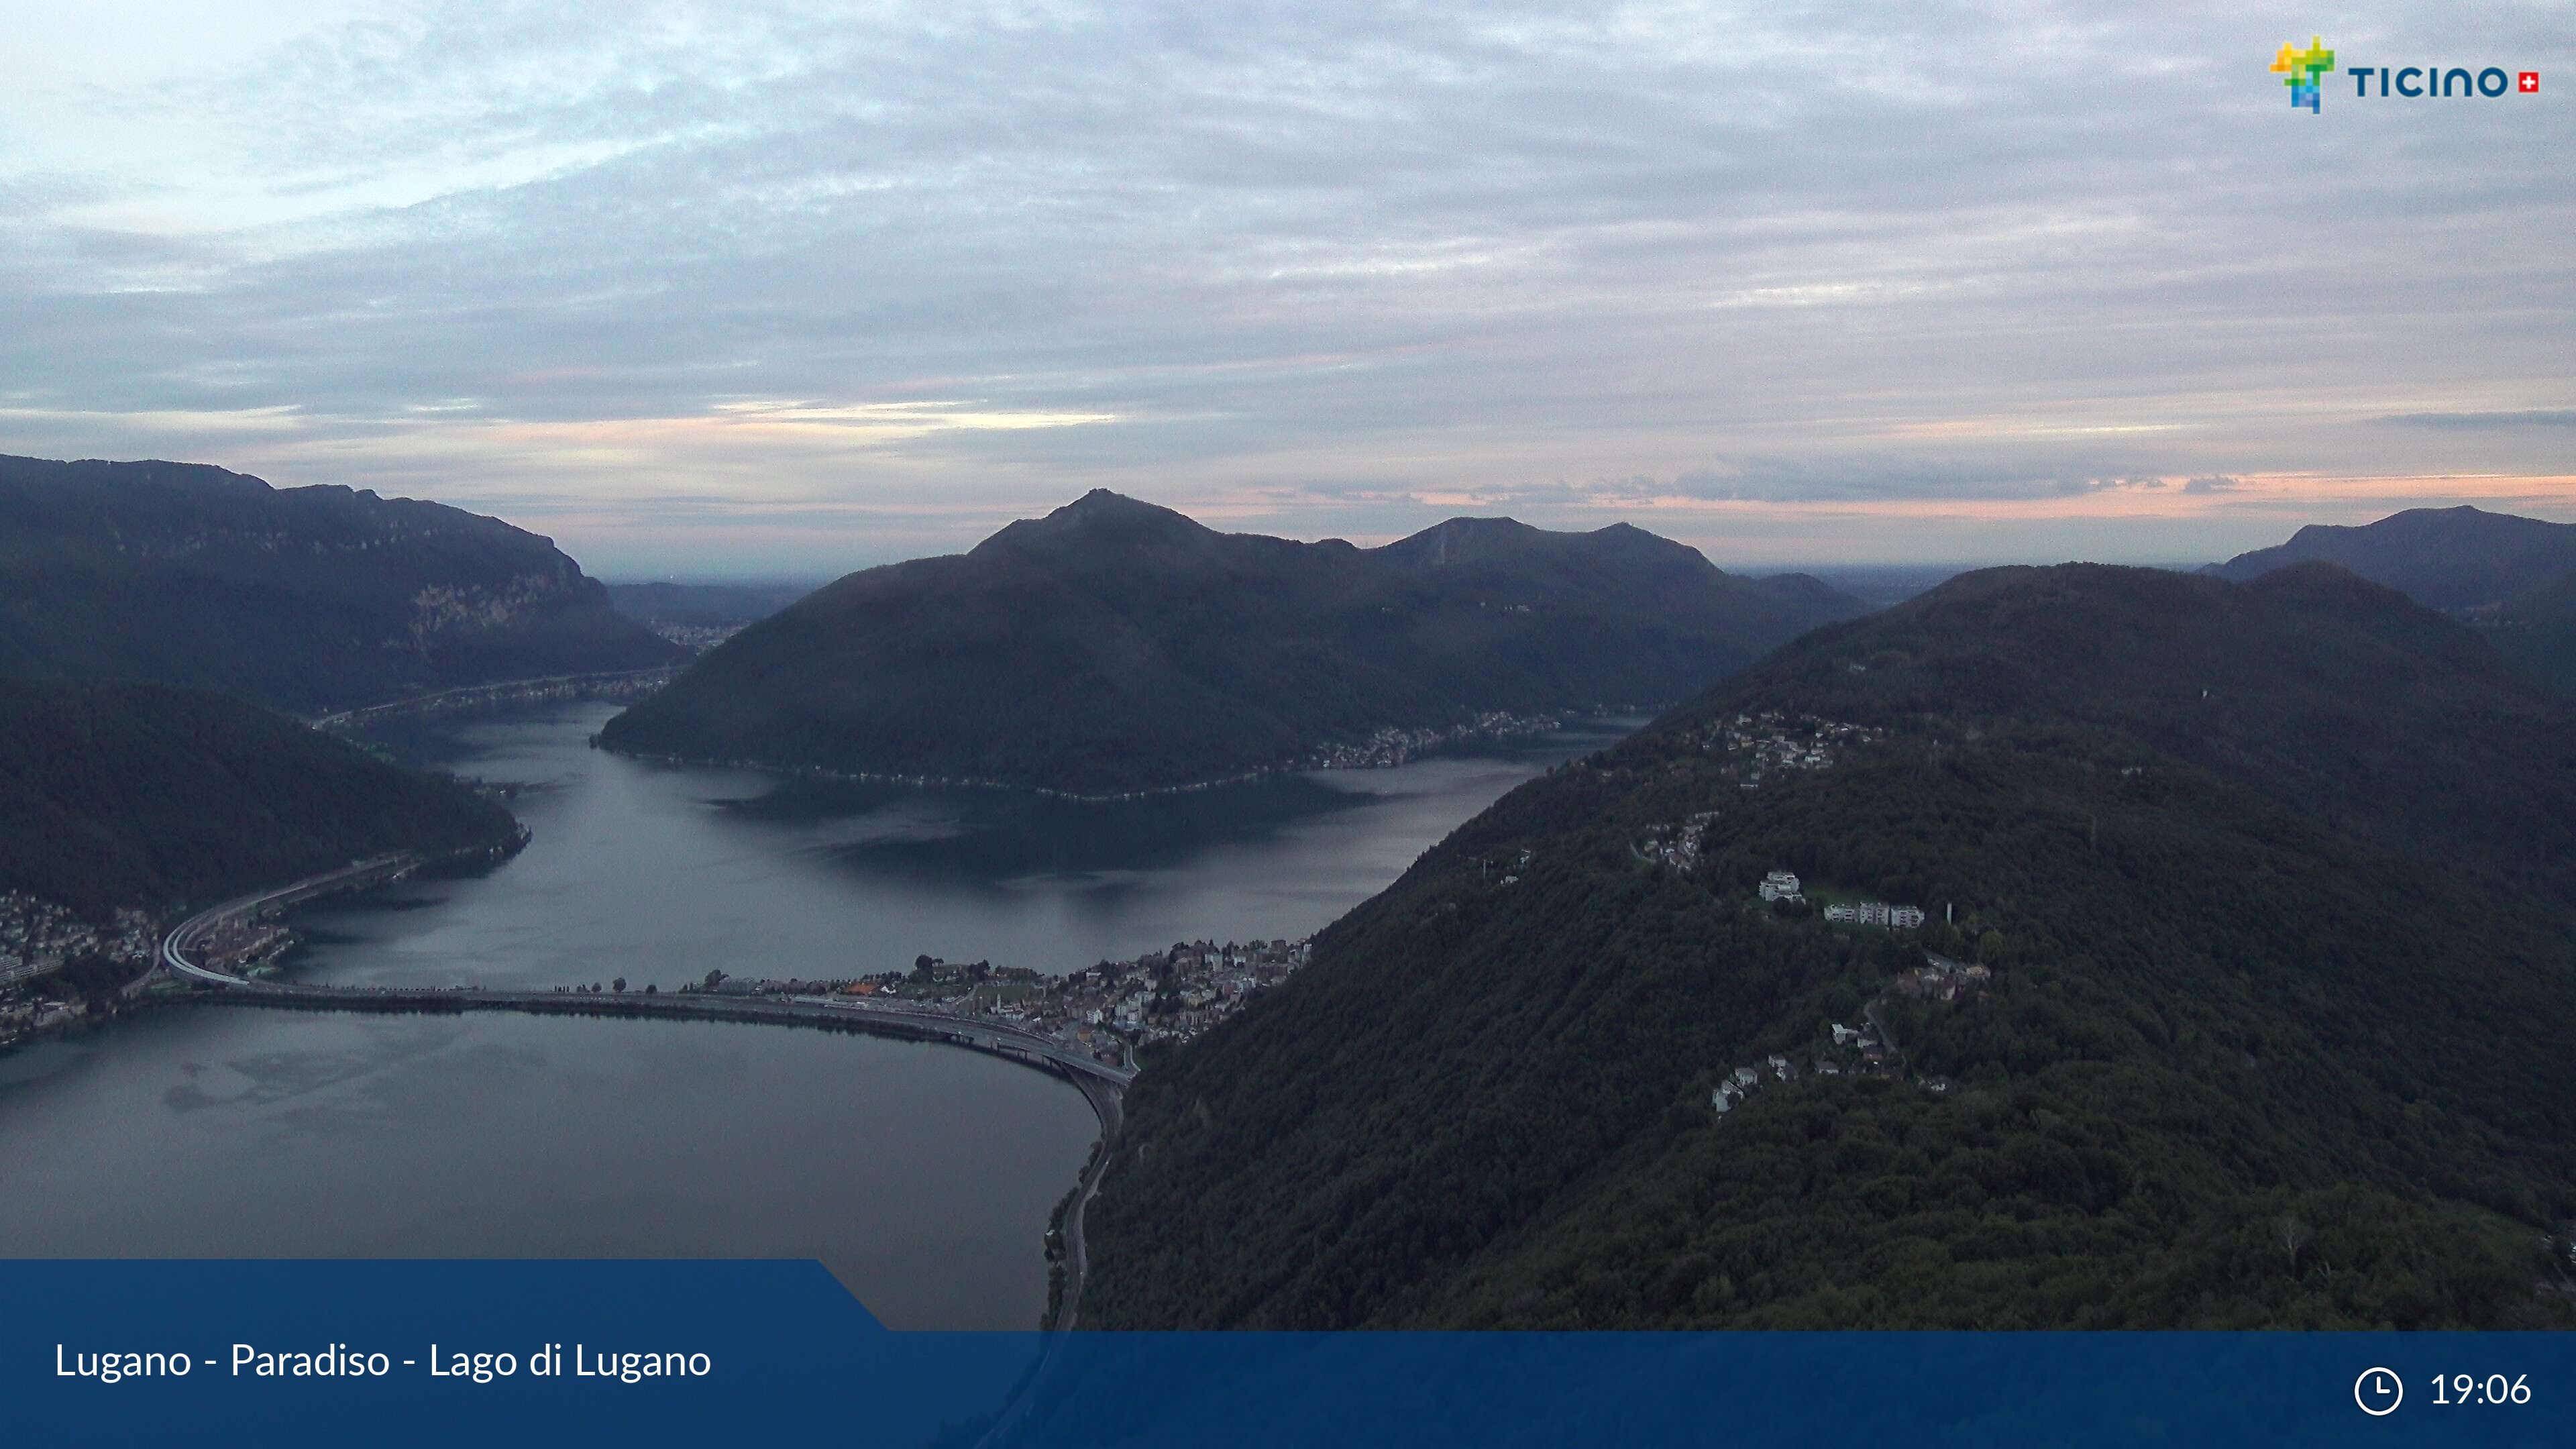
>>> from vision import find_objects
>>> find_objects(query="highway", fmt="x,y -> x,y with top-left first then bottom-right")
1053,1072 -> 1123,1331
160,855 -> 423,986
178,977 -> 1136,1090
306,665 -> 678,729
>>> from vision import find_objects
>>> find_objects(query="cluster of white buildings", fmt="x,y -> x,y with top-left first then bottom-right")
1892,952 -> 1992,1002
1824,900 -> 1927,929
1702,711 -> 1886,790
1303,712 -> 1557,772
0,893 -> 158,991
1713,952 -> 1998,1117
1754,871 -> 1925,929
1634,812 -> 1720,872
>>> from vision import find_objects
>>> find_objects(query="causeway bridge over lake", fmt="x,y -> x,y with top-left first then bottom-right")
158,857 -> 1133,1327
160,863 -> 1135,1092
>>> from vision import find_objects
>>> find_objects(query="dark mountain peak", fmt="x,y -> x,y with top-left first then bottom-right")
1587,521 -> 1666,547
1692,556 -> 2571,906
607,503 -> 1864,794
1382,515 -> 1546,566
1062,486 -> 1152,515
2279,504 -> 2534,551
977,490 -> 1218,557
1379,515 -> 1719,576
1580,518 -> 1684,547
2210,505 -> 2576,608
1890,560 -> 2457,656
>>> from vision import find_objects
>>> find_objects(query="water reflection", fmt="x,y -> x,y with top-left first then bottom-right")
293,703 -> 1629,988
0,701 -> 1629,1328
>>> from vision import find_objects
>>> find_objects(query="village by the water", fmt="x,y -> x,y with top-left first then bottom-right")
672,934 -> 1318,1070
0,865 -> 1316,1067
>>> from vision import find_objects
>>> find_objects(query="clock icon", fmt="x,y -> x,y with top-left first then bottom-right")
2355,1366 -> 2404,1417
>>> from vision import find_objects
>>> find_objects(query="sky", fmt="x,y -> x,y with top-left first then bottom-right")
3,2 -> 2571,580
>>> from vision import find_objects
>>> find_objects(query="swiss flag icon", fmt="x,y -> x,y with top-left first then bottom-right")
2519,71 -> 2540,93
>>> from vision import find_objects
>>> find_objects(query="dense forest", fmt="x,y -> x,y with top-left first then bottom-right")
1082,563 -> 2576,1330
0,453 -> 680,715
0,677 -> 519,920
598,491 -> 1862,794
2489,571 -> 2576,696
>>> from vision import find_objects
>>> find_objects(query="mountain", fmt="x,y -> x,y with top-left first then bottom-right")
596,492 -> 1866,794
0,455 -> 682,716
0,676 -> 518,927
2208,506 -> 2576,696
1081,563 -> 2576,1330
2204,505 -> 2576,608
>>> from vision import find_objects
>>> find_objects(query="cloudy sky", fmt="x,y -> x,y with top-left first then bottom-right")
3,2 -> 2571,578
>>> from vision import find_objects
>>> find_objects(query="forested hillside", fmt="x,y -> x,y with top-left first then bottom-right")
600,491 -> 1860,794
0,454 -> 680,714
2490,572 -> 2576,696
1082,564 -> 2576,1330
0,678 -> 519,920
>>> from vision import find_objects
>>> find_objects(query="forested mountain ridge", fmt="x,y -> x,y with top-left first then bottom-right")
0,454 -> 681,715
597,491 -> 1864,794
2208,504 -> 2576,697
1081,563 -> 2576,1330
0,676 -> 518,930
2206,504 -> 2576,607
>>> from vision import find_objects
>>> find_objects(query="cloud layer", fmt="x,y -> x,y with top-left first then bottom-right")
3,1 -> 2571,574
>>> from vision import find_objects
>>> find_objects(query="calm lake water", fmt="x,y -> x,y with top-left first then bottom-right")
0,702 -> 1629,1327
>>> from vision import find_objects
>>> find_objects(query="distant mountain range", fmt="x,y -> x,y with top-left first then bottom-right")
0,676 -> 517,928
2208,505 -> 2576,694
0,454 -> 681,716
598,491 -> 1868,795
1084,562 -> 2576,1330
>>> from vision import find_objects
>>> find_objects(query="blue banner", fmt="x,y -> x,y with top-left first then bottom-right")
3,1261 -> 2565,1448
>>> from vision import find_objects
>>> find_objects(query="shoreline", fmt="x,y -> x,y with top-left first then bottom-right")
592,707 -> 1652,804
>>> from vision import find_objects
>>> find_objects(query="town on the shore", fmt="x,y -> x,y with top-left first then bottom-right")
3,866 -> 1316,1062
677,936 -> 1317,1069
0,892 -> 158,1041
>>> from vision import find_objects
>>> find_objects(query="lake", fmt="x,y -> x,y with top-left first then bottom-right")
0,702 -> 1629,1327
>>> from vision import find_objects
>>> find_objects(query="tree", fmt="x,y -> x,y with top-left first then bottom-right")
2276,1213 -> 2310,1273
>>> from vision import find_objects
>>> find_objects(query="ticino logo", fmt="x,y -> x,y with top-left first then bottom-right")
2270,35 -> 2539,113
